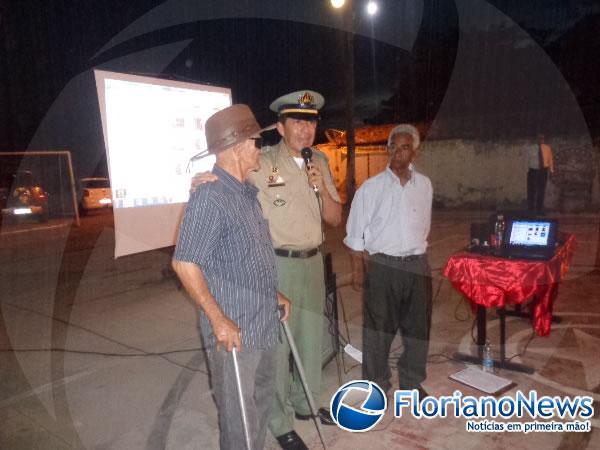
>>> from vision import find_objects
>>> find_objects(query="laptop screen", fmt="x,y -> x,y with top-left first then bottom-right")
504,218 -> 558,260
508,220 -> 552,247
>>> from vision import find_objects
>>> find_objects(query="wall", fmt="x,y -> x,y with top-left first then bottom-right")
318,137 -> 599,211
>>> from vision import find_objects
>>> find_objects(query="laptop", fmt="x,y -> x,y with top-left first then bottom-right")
502,218 -> 558,261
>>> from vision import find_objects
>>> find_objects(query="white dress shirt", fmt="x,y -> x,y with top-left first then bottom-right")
344,167 -> 433,256
527,143 -> 554,171
527,144 -> 541,169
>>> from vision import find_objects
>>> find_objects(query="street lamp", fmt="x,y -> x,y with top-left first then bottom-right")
366,1 -> 378,16
330,0 -> 379,203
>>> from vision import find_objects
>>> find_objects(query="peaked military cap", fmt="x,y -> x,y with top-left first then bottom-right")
269,90 -> 325,120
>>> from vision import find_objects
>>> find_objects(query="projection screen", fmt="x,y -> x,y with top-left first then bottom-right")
94,69 -> 232,258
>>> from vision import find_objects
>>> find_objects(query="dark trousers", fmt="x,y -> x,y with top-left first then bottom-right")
527,168 -> 548,212
206,347 -> 276,450
362,254 -> 432,393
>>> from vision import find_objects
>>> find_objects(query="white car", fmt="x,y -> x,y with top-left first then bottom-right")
80,177 -> 112,213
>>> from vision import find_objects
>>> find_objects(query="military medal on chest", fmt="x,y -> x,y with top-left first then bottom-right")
267,165 -> 285,188
267,166 -> 287,206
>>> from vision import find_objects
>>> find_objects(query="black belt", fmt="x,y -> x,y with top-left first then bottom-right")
274,248 -> 319,258
372,253 -> 425,262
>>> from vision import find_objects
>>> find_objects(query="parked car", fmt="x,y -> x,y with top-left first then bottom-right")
79,177 -> 112,214
1,170 -> 49,223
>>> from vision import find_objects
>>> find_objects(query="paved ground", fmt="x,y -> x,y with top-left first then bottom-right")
1,210 -> 599,449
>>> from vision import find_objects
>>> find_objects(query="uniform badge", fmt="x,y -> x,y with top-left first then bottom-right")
267,168 -> 285,187
299,92 -> 314,105
273,195 -> 286,207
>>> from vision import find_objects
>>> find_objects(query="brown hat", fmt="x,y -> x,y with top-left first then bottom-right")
205,104 -> 273,155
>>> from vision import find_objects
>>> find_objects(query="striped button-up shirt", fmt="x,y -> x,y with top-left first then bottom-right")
174,165 -> 279,350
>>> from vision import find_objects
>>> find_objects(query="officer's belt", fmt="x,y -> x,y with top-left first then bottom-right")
274,248 -> 319,258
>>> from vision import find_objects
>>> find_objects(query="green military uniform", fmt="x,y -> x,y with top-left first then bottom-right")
248,122 -> 340,436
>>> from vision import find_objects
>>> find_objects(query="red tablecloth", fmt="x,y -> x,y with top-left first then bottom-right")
443,234 -> 576,336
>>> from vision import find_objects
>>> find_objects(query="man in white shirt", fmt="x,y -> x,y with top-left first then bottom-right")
344,124 -> 433,397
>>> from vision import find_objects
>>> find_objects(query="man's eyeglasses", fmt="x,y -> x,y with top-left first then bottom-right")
250,137 -> 263,149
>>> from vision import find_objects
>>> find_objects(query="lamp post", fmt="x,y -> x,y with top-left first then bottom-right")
342,0 -> 356,204
331,0 -> 378,204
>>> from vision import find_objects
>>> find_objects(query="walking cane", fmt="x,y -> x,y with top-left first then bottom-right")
281,320 -> 328,450
232,347 -> 252,450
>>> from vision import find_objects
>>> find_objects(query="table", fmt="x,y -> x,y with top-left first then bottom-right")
443,234 -> 576,373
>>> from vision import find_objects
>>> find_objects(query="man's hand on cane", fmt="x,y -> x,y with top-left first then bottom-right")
211,314 -> 241,352
277,292 -> 291,322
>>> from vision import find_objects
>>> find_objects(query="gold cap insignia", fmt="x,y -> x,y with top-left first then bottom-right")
298,92 -> 314,106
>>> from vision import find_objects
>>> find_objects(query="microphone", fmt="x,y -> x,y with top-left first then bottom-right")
301,147 -> 319,193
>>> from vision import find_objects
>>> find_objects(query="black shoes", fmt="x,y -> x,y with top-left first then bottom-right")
276,408 -> 334,449
276,430 -> 308,450
295,407 -> 335,426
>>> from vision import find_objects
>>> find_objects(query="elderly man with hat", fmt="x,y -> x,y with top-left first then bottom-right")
172,104 -> 290,450
190,91 -> 342,450
344,124 -> 433,399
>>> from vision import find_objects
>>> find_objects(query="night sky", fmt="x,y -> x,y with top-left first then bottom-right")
1,0 -> 599,178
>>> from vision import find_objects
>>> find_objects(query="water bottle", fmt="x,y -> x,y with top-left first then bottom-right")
482,339 -> 494,373
494,214 -> 505,249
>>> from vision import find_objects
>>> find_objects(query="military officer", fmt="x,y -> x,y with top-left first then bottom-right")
251,90 -> 341,450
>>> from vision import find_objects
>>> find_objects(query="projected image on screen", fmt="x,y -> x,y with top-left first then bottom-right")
94,70 -> 232,257
103,78 -> 229,208
509,221 -> 550,246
